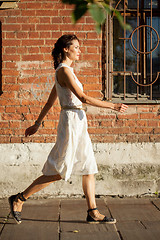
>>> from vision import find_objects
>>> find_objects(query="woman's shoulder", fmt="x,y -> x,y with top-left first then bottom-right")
56,65 -> 73,77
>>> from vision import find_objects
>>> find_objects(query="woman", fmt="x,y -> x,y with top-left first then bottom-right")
9,34 -> 128,224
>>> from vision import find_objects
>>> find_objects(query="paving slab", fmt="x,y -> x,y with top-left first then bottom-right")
107,199 -> 160,221
118,229 -> 160,240
0,199 -> 60,240
61,231 -> 119,240
152,199 -> 160,210
1,221 -> 59,240
142,221 -> 160,231
60,199 -> 117,240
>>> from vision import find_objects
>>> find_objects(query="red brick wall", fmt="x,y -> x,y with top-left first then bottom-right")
0,0 -> 160,144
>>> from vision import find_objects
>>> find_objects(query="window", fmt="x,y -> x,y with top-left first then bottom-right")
104,0 -> 160,102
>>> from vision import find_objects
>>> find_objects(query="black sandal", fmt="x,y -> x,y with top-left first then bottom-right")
8,192 -> 26,224
86,207 -> 116,224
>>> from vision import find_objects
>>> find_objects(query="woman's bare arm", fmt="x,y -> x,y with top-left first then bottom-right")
25,85 -> 57,137
57,67 -> 128,112
36,85 -> 57,124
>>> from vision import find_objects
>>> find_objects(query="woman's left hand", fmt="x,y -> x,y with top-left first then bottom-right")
114,103 -> 128,113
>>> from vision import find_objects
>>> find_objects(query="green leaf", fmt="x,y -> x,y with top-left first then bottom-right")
95,24 -> 101,34
102,3 -> 111,15
72,2 -> 88,23
89,3 -> 106,25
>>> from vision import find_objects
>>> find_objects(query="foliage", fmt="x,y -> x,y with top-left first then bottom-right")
62,0 -> 131,33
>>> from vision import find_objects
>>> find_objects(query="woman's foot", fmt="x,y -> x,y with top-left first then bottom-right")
8,193 -> 26,224
86,208 -> 116,224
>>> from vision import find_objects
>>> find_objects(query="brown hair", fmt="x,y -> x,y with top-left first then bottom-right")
52,34 -> 79,69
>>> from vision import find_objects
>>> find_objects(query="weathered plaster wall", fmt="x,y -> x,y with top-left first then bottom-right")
0,142 -> 159,198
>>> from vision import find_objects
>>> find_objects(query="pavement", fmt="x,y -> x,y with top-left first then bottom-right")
0,197 -> 160,240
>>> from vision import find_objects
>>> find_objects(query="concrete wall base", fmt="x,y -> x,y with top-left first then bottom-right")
0,142 -> 160,198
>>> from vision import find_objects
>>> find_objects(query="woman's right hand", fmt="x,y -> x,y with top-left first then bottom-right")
25,124 -> 39,137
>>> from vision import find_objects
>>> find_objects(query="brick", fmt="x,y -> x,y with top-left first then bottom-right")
9,121 -> 21,128
17,47 -> 28,54
0,128 -> 13,135
153,128 -> 160,134
136,120 -> 148,126
3,24 -> 21,31
86,47 -> 98,54
36,10 -> 58,16
22,54 -> 44,61
125,120 -> 136,127
51,17 -> 62,24
100,121 -> 113,127
5,32 -> 16,39
137,135 -> 150,142
140,113 -> 156,119
1,113 -> 22,121
43,121 -> 55,128
40,46 -> 51,53
83,24 -> 96,31
21,10 -> 36,16
3,84 -> 20,91
29,107 -> 41,113
28,17 -> 40,24
5,62 -> 16,68
26,2 -> 42,9
149,134 -> 160,142
0,122 -> 9,128
36,24 -> 59,31
125,135 -> 138,143
148,120 -> 158,127
16,106 -> 29,113
0,136 -> 10,143
45,136 -> 57,143
118,114 -> 139,119
59,10 -> 72,16
41,3 -> 54,9
2,70 -> 19,76
28,47 -> 39,54
22,24 -> 35,31
82,54 -> 100,61
16,32 -> 28,39
5,106 -> 16,113
3,55 -> 20,61
40,32 -> 51,38
16,17 -> 28,24
87,91 -> 103,98
84,84 -> 102,91
5,47 -> 16,54
10,137 -> 22,143
1,91 -> 15,99
3,39 -> 21,46
22,39 -> 44,46
40,17 -> 51,24
60,24 -> 83,31
6,17 -> 17,23
28,32 -> 40,38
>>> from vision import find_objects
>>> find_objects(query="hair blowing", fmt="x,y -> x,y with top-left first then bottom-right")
52,34 -> 79,70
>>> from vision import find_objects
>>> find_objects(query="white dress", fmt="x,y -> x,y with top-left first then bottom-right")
42,63 -> 98,181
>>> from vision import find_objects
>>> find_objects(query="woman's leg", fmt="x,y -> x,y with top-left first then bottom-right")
13,174 -> 61,212
82,174 -> 105,220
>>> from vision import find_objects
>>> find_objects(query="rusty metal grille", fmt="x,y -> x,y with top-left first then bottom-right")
105,0 -> 160,102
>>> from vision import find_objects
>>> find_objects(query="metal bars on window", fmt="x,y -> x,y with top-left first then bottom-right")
105,0 -> 160,102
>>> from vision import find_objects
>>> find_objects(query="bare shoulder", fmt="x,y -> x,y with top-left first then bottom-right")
57,67 -> 72,87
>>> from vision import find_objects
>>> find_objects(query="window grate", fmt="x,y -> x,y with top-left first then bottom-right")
104,0 -> 160,102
